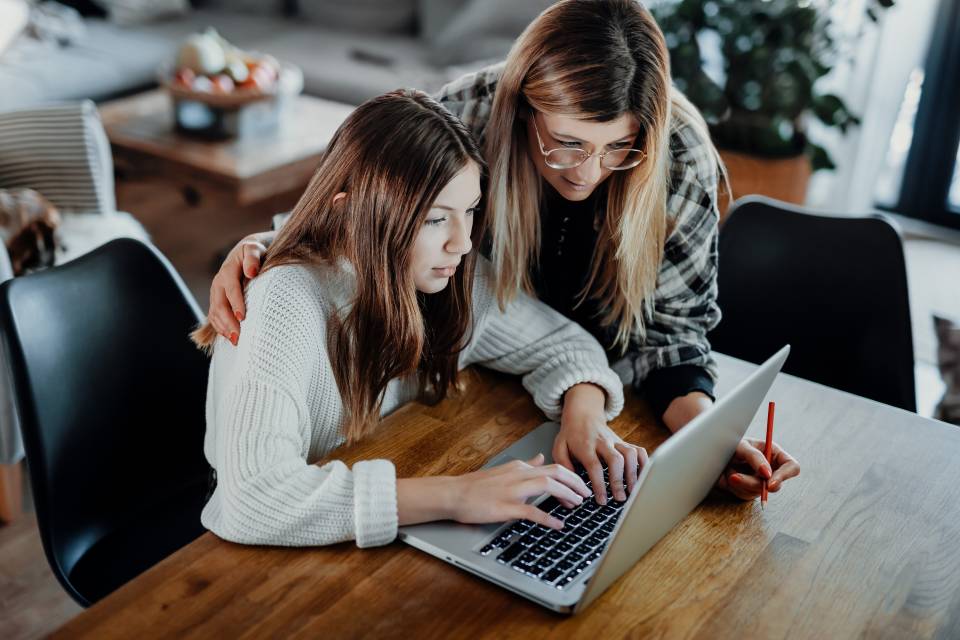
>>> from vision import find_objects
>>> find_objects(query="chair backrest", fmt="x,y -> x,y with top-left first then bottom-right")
708,196 -> 916,412
0,238 -> 210,601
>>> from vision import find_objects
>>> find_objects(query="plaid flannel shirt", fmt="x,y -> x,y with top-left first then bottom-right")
434,62 -> 722,412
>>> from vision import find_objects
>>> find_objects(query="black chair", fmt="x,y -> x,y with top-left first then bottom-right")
0,238 -> 211,606
708,196 -> 916,412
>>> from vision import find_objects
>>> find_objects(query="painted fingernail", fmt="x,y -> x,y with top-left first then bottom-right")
229,332 -> 238,346
235,311 -> 244,322
730,473 -> 740,484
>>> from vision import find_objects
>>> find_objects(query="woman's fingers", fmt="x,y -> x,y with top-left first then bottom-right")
241,241 -> 265,279
551,440 -> 575,474
222,275 -> 246,331
636,445 -> 649,470
728,471 -> 763,496
615,442 -> 639,494
582,453 -> 607,505
600,444 -> 626,501
769,446 -> 800,490
207,286 -> 231,337
737,440 -> 773,480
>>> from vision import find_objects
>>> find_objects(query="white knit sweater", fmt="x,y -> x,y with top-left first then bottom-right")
201,257 -> 624,548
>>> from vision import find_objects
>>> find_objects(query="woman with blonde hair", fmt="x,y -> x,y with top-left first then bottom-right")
192,89 -> 629,547
205,0 -> 799,508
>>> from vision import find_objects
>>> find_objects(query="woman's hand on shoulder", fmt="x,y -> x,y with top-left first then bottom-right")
207,231 -> 272,340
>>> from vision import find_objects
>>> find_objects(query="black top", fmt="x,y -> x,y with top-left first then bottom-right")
530,184 -> 715,418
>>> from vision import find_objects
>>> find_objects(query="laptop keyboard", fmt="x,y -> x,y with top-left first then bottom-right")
477,463 -> 628,590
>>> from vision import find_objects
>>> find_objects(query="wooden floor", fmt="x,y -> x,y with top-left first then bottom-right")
0,200 -> 958,637
0,487 -> 82,639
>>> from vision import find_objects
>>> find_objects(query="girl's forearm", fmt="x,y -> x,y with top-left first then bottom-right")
397,475 -> 459,526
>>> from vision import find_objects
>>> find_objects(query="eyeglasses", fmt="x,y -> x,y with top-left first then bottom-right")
531,116 -> 646,171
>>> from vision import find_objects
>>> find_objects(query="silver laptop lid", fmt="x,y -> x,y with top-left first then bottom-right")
576,345 -> 790,611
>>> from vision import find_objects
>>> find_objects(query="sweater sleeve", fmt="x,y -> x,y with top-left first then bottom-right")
462,258 -> 624,421
202,269 -> 397,548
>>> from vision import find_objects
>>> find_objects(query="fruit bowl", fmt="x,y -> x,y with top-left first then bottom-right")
158,28 -> 304,139
159,28 -> 303,109
158,58 -> 304,110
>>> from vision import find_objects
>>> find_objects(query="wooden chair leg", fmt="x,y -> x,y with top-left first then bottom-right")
0,462 -> 23,524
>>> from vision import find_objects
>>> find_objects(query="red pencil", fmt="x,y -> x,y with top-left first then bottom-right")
761,401 -> 775,510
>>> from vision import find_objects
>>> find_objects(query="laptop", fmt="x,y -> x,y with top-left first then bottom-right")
398,345 -> 790,613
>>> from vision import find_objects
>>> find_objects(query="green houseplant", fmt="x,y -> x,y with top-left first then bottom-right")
651,0 -> 896,199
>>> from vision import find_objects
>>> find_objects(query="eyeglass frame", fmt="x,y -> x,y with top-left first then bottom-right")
530,114 -> 647,171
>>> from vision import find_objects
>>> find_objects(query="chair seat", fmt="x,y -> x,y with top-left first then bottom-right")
68,477 -> 209,604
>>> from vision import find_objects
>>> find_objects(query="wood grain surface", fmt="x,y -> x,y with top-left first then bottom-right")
52,355 -> 960,639
99,90 -> 354,205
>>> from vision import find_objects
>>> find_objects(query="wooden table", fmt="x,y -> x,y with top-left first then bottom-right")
98,91 -> 354,309
99,90 -> 355,207
52,354 -> 960,639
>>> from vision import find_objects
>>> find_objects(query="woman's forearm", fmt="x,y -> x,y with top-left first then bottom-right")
561,382 -> 607,421
662,391 -> 714,433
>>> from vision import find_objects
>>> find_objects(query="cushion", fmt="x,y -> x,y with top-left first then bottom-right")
431,0 -> 554,66
417,0 -> 469,43
297,0 -> 417,35
198,0 -> 287,14
0,101 -> 115,215
95,0 -> 190,26
55,210 -> 151,265
46,1 -> 108,18
0,0 -> 29,57
934,315 -> 960,425
0,188 -> 61,275
254,24 -> 452,105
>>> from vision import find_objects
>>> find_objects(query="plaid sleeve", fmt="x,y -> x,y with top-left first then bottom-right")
432,62 -> 504,145
627,118 -> 722,394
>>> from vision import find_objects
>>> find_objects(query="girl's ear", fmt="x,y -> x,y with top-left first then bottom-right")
332,192 -> 348,205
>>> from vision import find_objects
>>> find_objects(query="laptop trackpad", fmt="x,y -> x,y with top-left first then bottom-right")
481,422 -> 561,469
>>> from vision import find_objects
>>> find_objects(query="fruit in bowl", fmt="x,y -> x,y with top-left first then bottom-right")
167,28 -> 281,100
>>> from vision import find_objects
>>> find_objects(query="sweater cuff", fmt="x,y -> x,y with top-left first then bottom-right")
525,365 -> 625,422
352,459 -> 398,548
639,364 -> 716,419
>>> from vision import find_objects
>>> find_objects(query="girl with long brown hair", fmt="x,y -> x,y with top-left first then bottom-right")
192,89 -> 628,547
205,0 -> 799,509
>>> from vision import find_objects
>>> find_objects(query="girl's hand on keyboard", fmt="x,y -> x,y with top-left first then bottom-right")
555,383 -> 648,505
448,454 -> 591,530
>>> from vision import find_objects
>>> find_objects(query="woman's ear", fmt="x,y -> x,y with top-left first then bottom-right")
332,192 -> 348,205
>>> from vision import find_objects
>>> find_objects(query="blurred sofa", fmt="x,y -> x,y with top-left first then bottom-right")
0,0 -> 554,110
